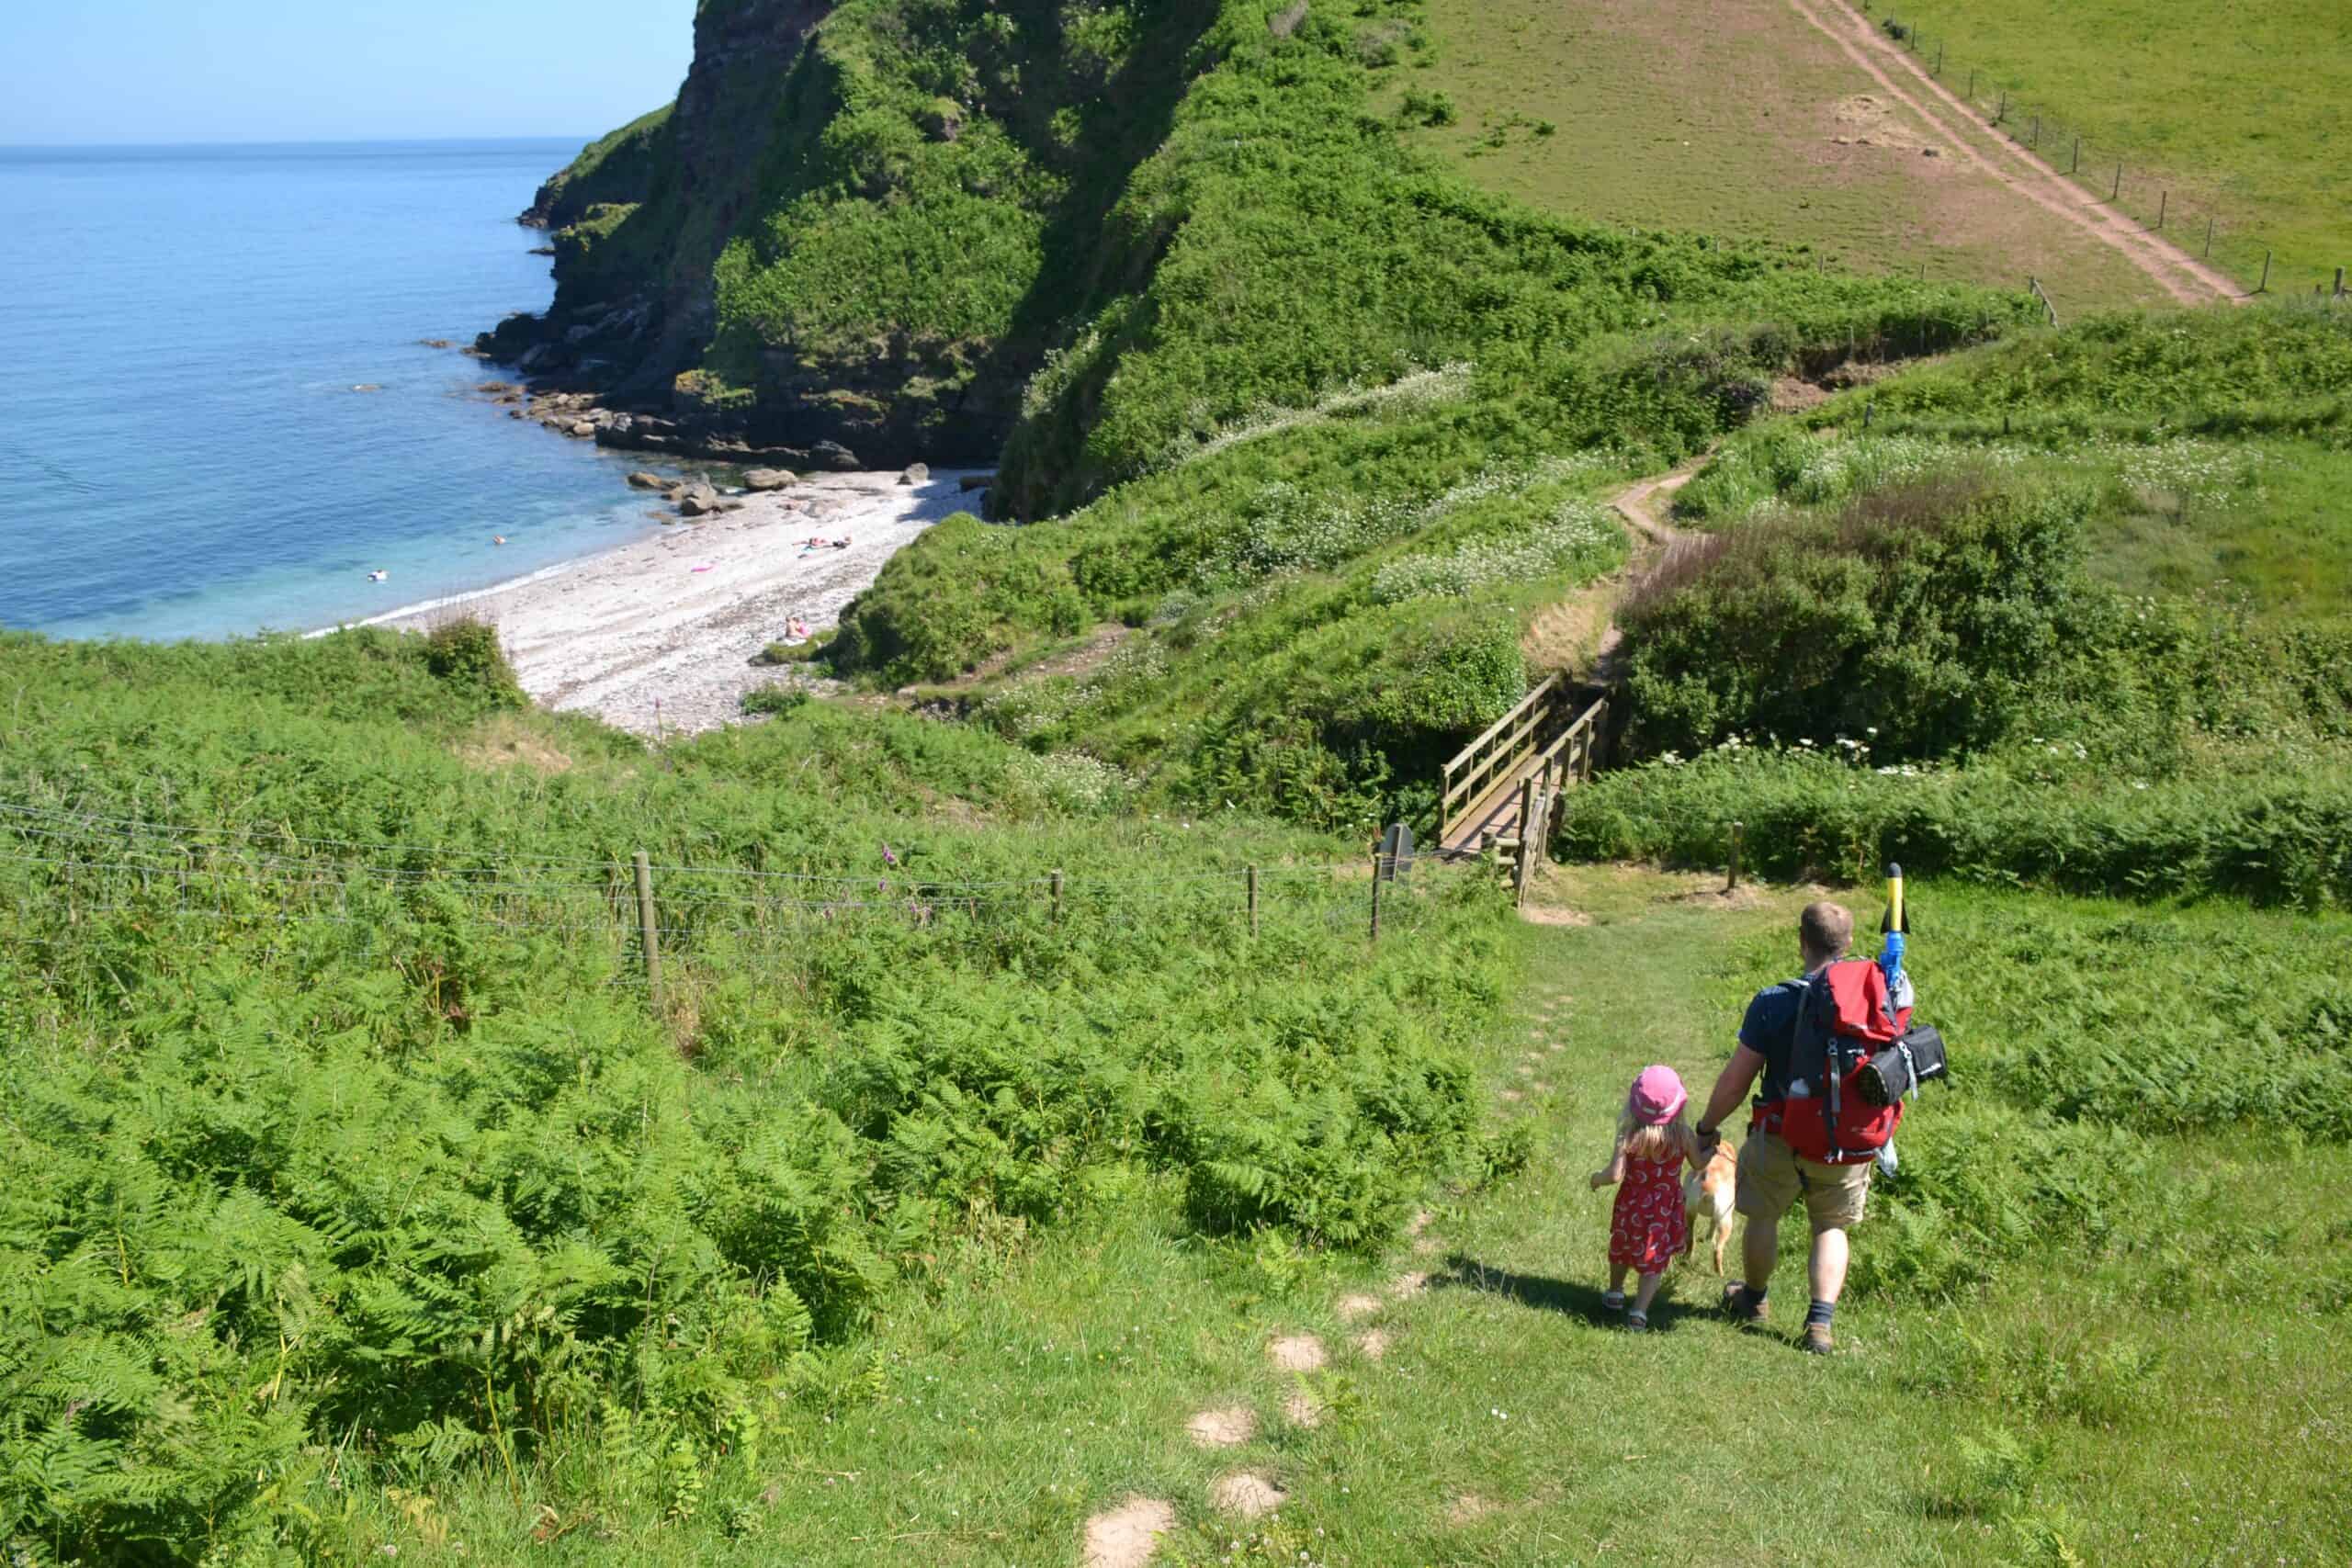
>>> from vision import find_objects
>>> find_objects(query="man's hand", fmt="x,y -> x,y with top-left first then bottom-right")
1694,1121 -> 1722,1155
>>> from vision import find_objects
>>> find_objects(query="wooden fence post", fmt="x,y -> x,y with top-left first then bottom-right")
2259,250 -> 2272,293
1934,42 -> 1943,74
1727,821 -> 1745,893
1247,864 -> 1260,938
1966,68 -> 1976,103
2156,190 -> 2166,230
1050,868 -> 1064,926
2204,216 -> 2214,257
2335,266 -> 2345,298
2111,162 -> 2122,201
1369,849 -> 1384,940
2070,137 -> 2080,175
632,851 -> 663,1011
2030,113 -> 2039,146
1513,776 -> 1539,908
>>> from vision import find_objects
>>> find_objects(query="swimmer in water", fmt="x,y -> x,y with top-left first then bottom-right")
492,536 -> 506,546
368,570 -> 389,582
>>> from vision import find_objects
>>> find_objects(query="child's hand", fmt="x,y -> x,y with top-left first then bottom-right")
1588,1168 -> 1613,1190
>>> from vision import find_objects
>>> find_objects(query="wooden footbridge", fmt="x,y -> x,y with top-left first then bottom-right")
1438,673 -> 1611,861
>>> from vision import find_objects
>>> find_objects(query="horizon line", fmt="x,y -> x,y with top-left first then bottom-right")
0,133 -> 594,153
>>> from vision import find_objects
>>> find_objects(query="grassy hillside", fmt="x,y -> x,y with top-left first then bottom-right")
15,0 -> 2352,1561
0,630 -> 1522,1561
1404,0 -> 2169,315
67,867 -> 2346,1562
1881,0 -> 2352,292
1559,303 -> 2352,904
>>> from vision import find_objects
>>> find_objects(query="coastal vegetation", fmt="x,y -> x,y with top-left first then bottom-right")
0,629 -> 1516,1560
9,0 -> 2352,1560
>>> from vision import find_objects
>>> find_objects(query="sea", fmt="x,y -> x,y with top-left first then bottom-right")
0,139 -> 684,641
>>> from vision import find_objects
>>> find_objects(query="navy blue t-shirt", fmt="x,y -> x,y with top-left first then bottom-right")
1737,976 -> 1815,1102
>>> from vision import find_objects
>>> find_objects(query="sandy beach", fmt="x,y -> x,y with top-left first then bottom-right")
363,469 -> 986,735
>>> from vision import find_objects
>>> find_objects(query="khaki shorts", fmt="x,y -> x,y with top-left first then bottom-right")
1735,1131 -> 1871,1234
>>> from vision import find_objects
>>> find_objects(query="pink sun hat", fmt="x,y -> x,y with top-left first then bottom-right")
1629,1064 -> 1688,1124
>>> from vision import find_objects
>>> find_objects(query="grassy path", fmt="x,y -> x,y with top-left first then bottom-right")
390,868 -> 2349,1564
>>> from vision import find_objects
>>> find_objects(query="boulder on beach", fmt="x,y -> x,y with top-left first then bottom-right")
677,484 -> 721,516
811,440 -> 861,471
898,462 -> 930,485
742,468 -> 795,491
569,421 -> 597,438
626,471 -> 666,490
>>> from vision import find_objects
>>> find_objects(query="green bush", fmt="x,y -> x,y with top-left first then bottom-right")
1621,473 -> 2091,760
419,616 -> 525,706
741,682 -> 810,716
1556,744 -> 2352,907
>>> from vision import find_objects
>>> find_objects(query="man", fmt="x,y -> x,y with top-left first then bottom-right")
1692,899 -> 1869,1355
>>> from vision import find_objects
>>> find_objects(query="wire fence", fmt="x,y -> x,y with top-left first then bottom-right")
0,800 -> 1499,1014
1857,0 -> 2348,301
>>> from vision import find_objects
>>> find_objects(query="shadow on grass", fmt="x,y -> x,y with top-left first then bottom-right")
1431,1254 -> 1707,1332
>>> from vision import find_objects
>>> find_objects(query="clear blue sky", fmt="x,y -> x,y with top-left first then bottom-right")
1,1 -> 695,146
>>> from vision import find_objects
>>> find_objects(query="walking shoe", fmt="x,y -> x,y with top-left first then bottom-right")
1722,1282 -> 1769,1326
1600,1289 -> 1625,1314
1624,1310 -> 1648,1333
1800,1322 -> 1835,1355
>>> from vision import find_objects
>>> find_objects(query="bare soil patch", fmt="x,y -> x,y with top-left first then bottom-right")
1337,1293 -> 1384,1321
1281,1391 -> 1324,1429
1187,1405 -> 1258,1449
1665,882 -> 1770,911
1268,1335 -> 1327,1373
1356,1328 -> 1392,1360
1446,1493 -> 1498,1528
1083,1497 -> 1176,1568
1210,1472 -> 1287,1519
1391,1270 -> 1430,1300
452,714 -> 574,774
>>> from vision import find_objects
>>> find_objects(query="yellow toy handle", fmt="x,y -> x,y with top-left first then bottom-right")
1883,862 -> 1905,934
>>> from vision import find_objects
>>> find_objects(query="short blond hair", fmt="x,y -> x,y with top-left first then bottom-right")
1800,900 -> 1852,963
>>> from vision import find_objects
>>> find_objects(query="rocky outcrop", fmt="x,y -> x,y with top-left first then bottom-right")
480,3 -> 843,431
474,0 -> 1057,471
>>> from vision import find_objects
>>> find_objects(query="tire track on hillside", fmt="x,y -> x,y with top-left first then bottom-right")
1783,0 -> 2241,308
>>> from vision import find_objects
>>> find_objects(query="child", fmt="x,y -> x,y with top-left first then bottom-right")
1589,1064 -> 1704,1330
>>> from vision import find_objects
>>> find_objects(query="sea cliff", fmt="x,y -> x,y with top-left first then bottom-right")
478,0 -> 1207,478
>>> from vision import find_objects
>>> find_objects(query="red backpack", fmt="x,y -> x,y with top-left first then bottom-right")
1753,959 -> 1912,1165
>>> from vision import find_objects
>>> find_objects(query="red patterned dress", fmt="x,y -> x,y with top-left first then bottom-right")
1608,1151 -> 1690,1273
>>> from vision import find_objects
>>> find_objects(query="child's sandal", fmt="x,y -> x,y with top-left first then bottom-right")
1600,1290 -> 1625,1313
1624,1310 -> 1649,1333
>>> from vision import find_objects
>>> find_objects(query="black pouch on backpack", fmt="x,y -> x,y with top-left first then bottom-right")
1856,1024 -> 1947,1107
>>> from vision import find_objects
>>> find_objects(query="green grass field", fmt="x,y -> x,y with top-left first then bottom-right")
1875,0 -> 2352,294
1406,0 -> 2171,317
293,866 -> 2352,1563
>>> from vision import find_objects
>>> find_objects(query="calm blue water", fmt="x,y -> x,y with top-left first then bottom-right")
0,140 -> 684,639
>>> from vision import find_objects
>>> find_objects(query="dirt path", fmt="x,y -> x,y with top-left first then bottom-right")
1522,463 -> 1699,680
1784,0 -> 2241,307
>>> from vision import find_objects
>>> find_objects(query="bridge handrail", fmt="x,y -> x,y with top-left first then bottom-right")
1440,675 -> 1611,843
